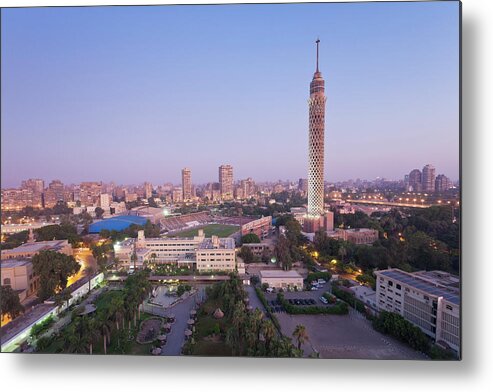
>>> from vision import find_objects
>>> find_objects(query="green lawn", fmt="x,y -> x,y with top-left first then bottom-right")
169,224 -> 239,238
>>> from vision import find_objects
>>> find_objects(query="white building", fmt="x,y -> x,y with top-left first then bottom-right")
375,268 -> 460,355
114,230 -> 236,273
196,236 -> 236,273
260,270 -> 303,290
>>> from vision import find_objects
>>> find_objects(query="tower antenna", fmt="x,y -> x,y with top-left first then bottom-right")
316,38 -> 320,72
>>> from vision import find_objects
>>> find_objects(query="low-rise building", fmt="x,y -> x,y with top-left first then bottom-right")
374,268 -> 460,355
0,259 -> 39,302
196,236 -> 236,273
1,239 -> 73,260
115,230 -> 237,273
349,285 -> 377,314
241,216 -> 272,239
241,243 -> 268,256
328,228 -> 379,245
260,269 -> 303,290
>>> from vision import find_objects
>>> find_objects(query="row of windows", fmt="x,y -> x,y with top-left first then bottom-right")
441,320 -> 459,337
442,312 -> 460,327
404,311 -> 434,333
441,331 -> 460,347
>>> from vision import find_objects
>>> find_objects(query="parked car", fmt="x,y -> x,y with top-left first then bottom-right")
319,296 -> 328,304
266,287 -> 274,293
317,279 -> 326,284
309,299 -> 316,305
311,286 -> 319,291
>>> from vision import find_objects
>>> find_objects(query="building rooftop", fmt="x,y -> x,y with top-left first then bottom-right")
1,240 -> 68,254
260,270 -> 303,279
0,259 -> 32,268
197,237 -> 235,250
377,269 -> 460,305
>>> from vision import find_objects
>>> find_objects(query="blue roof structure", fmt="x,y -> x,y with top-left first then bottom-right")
88,215 -> 148,233
380,269 -> 460,305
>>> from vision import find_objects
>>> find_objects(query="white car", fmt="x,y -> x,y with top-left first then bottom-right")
266,287 -> 274,293
317,279 -> 326,284
311,287 -> 319,291
319,296 -> 328,304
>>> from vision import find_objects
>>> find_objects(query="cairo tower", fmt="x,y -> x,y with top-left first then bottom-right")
304,39 -> 328,233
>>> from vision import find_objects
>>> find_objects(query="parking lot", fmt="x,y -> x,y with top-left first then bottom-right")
264,281 -> 332,313
261,283 -> 426,360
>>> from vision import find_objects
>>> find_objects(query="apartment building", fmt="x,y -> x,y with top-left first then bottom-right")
375,268 -> 460,355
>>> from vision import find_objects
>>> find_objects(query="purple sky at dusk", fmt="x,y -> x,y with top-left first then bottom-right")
1,2 -> 460,188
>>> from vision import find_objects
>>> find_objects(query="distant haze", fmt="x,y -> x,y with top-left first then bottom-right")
1,2 -> 459,187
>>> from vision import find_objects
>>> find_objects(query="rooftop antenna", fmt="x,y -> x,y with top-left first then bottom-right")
316,38 -> 320,73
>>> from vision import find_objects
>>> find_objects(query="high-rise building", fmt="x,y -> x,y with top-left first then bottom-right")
79,182 -> 102,206
182,168 -> 192,201
298,178 -> 308,193
422,164 -> 436,192
435,174 -> 451,193
20,178 -> 44,208
219,165 -> 234,200
408,169 -> 422,192
144,182 -> 153,199
304,39 -> 327,234
21,178 -> 44,194
43,179 -> 65,208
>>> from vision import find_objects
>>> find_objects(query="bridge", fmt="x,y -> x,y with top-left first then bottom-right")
346,199 -> 433,209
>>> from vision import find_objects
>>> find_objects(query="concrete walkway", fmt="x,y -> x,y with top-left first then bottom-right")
160,288 -> 205,356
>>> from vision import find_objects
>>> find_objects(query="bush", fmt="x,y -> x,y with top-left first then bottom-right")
30,315 -> 55,338
306,271 -> 332,283
372,311 -> 430,353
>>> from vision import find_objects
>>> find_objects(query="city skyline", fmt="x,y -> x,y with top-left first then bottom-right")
1,2 -> 459,187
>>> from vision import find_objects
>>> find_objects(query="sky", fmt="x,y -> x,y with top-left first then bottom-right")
1,1 -> 460,187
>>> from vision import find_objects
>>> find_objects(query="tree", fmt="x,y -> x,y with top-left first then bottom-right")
1,286 -> 24,321
31,250 -> 81,301
95,207 -> 104,219
238,246 -> 255,263
241,233 -> 261,244
275,235 -> 293,271
292,324 -> 309,351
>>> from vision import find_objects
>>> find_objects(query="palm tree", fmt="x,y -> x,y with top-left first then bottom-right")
261,320 -> 276,353
110,295 -> 125,331
86,318 -> 101,355
225,327 -> 240,356
292,324 -> 309,351
86,266 -> 95,292
98,314 -> 113,354
251,308 -> 264,340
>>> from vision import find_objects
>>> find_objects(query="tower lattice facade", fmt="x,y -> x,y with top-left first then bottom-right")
307,39 -> 326,217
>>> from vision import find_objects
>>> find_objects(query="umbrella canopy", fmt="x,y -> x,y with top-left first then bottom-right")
190,309 -> 197,315
184,329 -> 192,336
157,335 -> 167,341
187,319 -> 195,325
213,308 -> 224,319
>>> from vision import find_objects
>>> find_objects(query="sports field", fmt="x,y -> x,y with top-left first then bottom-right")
169,224 -> 239,238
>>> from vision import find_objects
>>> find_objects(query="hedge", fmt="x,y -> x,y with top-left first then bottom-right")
277,293 -> 348,315
254,287 -> 282,331
331,284 -> 367,314
306,272 -> 332,283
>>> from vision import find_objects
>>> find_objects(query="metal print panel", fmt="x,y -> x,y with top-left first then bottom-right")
0,1 -> 461,360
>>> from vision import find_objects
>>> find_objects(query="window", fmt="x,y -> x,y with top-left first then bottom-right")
396,284 -> 401,290
3,278 -> 11,286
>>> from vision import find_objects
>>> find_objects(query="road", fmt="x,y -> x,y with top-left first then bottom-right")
160,287 -> 206,356
67,248 -> 97,288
